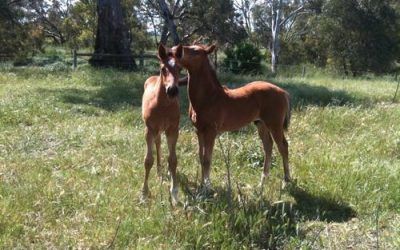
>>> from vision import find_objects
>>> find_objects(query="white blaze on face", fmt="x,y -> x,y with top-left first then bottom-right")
168,58 -> 176,67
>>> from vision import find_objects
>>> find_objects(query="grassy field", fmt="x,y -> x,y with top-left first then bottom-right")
0,64 -> 399,248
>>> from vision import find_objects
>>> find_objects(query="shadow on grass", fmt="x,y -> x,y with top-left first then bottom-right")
43,82 -> 143,111
38,83 -> 139,114
37,76 -> 192,114
281,82 -> 362,108
37,69 -> 370,116
223,77 -> 369,109
178,174 -> 356,248
287,184 -> 356,222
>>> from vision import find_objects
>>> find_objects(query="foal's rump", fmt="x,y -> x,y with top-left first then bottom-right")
224,81 -> 290,131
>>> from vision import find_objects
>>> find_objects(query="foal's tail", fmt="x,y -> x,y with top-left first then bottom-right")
283,93 -> 291,131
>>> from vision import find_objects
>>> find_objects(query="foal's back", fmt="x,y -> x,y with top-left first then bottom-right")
203,81 -> 289,132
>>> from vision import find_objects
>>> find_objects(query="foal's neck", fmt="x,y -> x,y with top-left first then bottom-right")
188,60 -> 223,108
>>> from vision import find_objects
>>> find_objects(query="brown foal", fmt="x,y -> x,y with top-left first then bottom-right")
141,44 -> 181,205
171,44 -> 291,189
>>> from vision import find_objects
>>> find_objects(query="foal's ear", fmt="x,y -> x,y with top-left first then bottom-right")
175,44 -> 183,60
158,43 -> 168,60
205,44 -> 216,54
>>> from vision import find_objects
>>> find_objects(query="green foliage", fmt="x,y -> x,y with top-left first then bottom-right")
185,0 -> 247,44
11,47 -> 70,69
2,0 -> 400,75
275,40 -> 307,66
122,0 -> 153,51
65,0 -> 97,49
0,1 -> 44,56
223,43 -> 262,74
294,0 -> 400,74
322,0 -> 400,74
251,0 -> 400,74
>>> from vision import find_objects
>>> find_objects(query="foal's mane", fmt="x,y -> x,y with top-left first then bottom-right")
206,59 -> 223,89
196,44 -> 223,90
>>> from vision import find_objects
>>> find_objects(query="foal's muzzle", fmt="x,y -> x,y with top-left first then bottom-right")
166,85 -> 179,98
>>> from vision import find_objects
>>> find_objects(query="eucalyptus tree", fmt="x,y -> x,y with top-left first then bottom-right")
186,0 -> 247,45
253,0 -> 311,73
89,0 -> 136,69
139,0 -> 187,45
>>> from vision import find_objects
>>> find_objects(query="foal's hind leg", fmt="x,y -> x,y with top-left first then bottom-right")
166,127 -> 179,206
200,130 -> 217,190
142,128 -> 155,200
196,131 -> 205,184
256,121 -> 273,188
270,128 -> 291,182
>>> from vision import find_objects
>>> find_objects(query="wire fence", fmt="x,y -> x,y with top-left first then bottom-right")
72,50 -> 158,70
1,50 -> 399,102
2,50 -> 399,77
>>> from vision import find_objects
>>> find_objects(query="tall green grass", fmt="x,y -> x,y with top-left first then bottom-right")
0,66 -> 399,248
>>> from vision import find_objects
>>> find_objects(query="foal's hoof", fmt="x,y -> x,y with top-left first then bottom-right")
170,188 -> 180,207
140,189 -> 151,204
156,171 -> 163,181
281,178 -> 296,190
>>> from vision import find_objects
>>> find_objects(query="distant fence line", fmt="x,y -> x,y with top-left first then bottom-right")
2,50 -> 396,79
0,54 -> 12,60
1,50 -> 399,102
72,49 -> 157,70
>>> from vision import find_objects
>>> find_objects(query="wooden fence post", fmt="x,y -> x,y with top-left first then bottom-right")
139,50 -> 144,69
73,49 -> 77,70
302,65 -> 306,78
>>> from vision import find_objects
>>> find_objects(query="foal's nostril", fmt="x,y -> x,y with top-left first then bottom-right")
166,86 -> 179,97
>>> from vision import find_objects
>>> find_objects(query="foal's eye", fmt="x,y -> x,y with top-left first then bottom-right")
161,67 -> 168,76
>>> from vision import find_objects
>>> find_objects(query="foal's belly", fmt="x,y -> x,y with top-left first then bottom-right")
190,104 -> 259,132
220,110 -> 259,131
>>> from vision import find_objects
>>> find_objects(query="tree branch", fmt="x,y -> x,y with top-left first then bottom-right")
279,5 -> 305,27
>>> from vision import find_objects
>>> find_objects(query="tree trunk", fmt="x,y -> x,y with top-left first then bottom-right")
160,23 -> 169,45
89,0 -> 136,70
270,0 -> 282,74
158,0 -> 180,45
271,40 -> 279,73
268,0 -> 306,73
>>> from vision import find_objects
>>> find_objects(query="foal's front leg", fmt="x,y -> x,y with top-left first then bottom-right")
142,127 -> 155,200
199,130 -> 217,190
166,127 -> 179,206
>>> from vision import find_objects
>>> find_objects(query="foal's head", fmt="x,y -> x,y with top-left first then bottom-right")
172,44 -> 216,71
158,44 -> 181,98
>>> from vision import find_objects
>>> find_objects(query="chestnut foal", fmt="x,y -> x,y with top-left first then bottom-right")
171,44 -> 291,190
141,44 -> 182,205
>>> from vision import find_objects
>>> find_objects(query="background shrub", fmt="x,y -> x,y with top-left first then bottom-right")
223,43 -> 262,74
